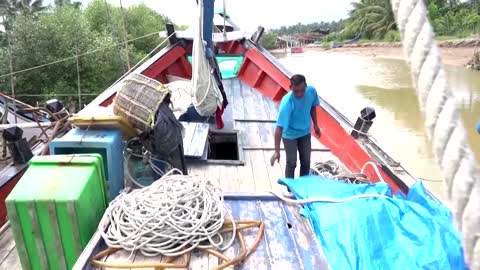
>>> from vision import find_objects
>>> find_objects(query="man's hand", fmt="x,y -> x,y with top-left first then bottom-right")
270,151 -> 280,166
314,125 -> 321,137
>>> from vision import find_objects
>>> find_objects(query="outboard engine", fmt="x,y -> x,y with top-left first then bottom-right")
351,107 -> 376,139
2,126 -> 33,165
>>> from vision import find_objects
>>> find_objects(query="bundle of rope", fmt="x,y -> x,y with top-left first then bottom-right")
310,160 -> 370,184
99,168 -> 234,257
92,169 -> 265,270
390,0 -> 480,265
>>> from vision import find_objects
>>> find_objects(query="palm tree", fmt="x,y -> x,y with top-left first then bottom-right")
0,0 -> 46,18
348,0 -> 396,38
0,0 -> 46,31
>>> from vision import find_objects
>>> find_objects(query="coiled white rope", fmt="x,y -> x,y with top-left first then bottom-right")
99,169 -> 236,257
390,0 -> 480,265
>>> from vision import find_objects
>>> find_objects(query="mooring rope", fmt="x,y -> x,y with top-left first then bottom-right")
390,0 -> 480,265
310,160 -> 370,184
99,169 -> 236,257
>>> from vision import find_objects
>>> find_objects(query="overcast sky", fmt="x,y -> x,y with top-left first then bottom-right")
75,0 -> 354,32
2,1 -> 354,33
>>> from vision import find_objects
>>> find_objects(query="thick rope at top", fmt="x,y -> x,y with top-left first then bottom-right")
390,0 -> 480,266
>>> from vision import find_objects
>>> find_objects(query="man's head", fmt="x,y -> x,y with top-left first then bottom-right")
290,74 -> 307,98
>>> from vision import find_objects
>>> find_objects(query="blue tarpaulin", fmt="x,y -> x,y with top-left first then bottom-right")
279,176 -> 468,270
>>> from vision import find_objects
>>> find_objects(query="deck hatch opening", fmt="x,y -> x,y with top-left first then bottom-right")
208,131 -> 239,161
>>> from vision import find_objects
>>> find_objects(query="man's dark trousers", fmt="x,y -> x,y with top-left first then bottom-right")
282,134 -> 311,178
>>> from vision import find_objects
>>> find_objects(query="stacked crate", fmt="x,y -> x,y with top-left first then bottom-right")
6,154 -> 108,270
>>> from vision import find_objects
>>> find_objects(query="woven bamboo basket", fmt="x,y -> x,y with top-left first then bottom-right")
113,73 -> 170,131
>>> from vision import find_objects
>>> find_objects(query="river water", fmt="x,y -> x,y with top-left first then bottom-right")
277,50 -> 480,199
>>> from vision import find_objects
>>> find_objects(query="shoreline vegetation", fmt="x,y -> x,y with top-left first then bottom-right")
261,1 -> 480,69
269,38 -> 479,67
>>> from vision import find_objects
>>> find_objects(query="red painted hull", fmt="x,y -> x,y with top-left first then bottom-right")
0,165 -> 28,226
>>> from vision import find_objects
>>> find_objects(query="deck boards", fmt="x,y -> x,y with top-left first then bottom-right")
0,78 -> 342,270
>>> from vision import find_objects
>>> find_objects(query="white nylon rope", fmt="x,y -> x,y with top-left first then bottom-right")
99,169 -> 236,257
390,0 -> 480,265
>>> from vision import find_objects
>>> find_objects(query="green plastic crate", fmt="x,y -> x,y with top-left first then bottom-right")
6,154 -> 108,270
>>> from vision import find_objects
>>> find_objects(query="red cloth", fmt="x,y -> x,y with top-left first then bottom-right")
215,105 -> 224,129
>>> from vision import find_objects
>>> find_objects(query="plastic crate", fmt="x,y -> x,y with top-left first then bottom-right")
49,128 -> 124,201
6,154 -> 107,270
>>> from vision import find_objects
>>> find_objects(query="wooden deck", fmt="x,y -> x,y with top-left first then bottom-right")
0,78 -> 342,269
186,78 -> 345,194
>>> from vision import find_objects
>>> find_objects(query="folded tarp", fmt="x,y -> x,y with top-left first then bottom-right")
278,176 -> 468,270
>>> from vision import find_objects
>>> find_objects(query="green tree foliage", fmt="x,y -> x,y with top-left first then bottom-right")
347,0 -> 396,39
0,1 -> 170,110
1,7 -> 123,108
273,21 -> 344,36
343,0 -> 480,40
85,0 -> 169,58
260,31 -> 278,50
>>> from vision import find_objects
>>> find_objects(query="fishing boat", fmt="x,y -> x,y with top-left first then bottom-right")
0,95 -> 60,229
0,2 -> 467,270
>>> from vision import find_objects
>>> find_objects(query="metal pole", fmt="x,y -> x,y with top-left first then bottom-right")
4,16 -> 17,123
223,0 -> 227,36
119,0 -> 131,69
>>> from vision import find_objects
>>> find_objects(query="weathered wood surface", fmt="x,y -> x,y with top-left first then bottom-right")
181,122 -> 209,158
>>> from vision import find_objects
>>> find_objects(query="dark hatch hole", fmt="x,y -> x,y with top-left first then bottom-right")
208,131 -> 239,161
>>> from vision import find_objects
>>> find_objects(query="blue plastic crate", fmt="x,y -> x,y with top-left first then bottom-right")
49,128 -> 124,201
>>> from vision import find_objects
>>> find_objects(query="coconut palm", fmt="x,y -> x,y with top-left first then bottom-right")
0,0 -> 47,18
348,0 -> 396,38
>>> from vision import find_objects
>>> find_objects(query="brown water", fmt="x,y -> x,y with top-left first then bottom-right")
277,51 -> 480,199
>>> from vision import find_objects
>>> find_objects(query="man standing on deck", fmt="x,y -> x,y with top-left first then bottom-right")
270,74 -> 321,178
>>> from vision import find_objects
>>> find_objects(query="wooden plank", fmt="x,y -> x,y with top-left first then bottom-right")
249,85 -> 270,121
205,165 -> 222,187
0,228 -> 15,264
208,252 -> 219,269
217,165 -> 239,194
227,200 -> 267,270
284,204 -> 331,269
245,122 -> 262,148
234,121 -> 249,150
0,249 -> 20,270
236,151 -> 256,193
248,150 -> 272,192
241,82 -> 257,120
258,122 -> 274,147
230,79 -> 245,120
262,95 -> 279,120
102,249 -> 135,270
161,254 -> 186,270
257,201 -> 301,269
188,123 -> 209,157
262,150 -> 286,193
228,166 -> 241,192
131,252 -> 163,270
181,122 -> 195,155
189,250 -> 209,270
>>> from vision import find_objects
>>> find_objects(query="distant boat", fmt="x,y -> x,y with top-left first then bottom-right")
290,47 -> 304,53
